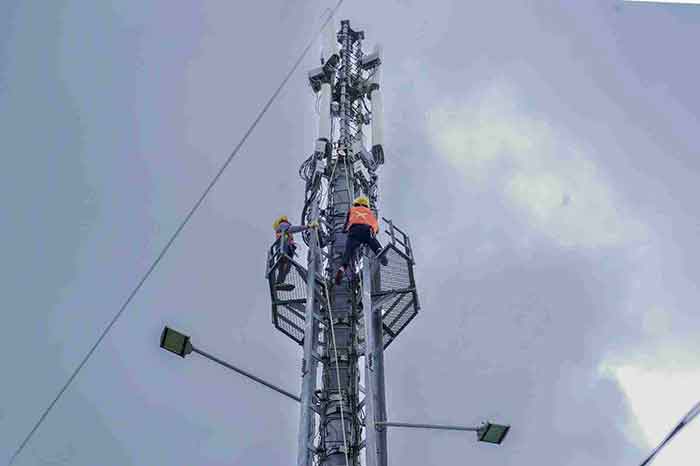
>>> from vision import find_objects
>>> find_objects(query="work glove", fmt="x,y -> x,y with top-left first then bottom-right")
308,220 -> 320,229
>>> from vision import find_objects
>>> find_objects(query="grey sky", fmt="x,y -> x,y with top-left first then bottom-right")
2,1 -> 700,465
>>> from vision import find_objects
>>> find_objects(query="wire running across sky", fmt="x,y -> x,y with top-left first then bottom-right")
7,2 -> 346,464
638,400 -> 700,466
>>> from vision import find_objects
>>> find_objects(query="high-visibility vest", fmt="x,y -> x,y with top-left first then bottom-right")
347,206 -> 379,234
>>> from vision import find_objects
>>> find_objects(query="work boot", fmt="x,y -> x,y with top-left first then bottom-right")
379,254 -> 389,266
275,283 -> 295,292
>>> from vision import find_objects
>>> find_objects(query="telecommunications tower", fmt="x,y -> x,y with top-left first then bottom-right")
266,19 -> 420,466
161,18 -> 509,466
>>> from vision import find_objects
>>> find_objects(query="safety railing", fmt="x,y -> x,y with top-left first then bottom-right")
357,218 -> 420,353
266,237 -> 309,344
266,237 -> 327,345
381,217 -> 414,264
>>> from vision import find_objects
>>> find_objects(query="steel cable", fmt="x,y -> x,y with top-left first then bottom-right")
8,2 -> 346,464
639,400 -> 700,466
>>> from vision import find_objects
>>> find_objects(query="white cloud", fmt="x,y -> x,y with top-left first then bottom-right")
426,80 -> 645,248
641,305 -> 673,336
600,361 -> 700,466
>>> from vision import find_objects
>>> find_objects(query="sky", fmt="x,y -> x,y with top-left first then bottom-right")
1,0 -> 700,465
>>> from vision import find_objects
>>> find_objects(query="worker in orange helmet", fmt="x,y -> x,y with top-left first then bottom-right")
272,215 -> 319,291
335,196 -> 388,285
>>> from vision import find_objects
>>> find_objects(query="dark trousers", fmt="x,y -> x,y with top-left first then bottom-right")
341,224 -> 382,267
276,242 -> 297,284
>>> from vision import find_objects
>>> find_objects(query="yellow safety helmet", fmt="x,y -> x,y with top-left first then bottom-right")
273,215 -> 289,229
353,196 -> 370,207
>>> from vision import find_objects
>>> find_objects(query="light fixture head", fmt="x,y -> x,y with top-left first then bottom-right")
160,326 -> 193,358
477,422 -> 510,445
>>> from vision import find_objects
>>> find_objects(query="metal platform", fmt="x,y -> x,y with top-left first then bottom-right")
266,218 -> 419,350
266,240 -> 326,345
357,218 -> 420,353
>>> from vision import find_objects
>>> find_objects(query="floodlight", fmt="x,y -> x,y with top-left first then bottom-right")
477,422 -> 510,445
160,326 -> 193,358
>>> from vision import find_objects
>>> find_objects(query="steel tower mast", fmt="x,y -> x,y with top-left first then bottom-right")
157,16 -> 509,466
155,17 -> 511,466
266,19 -> 420,466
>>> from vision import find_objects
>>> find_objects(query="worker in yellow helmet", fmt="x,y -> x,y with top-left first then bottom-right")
334,196 -> 388,285
272,215 -> 318,291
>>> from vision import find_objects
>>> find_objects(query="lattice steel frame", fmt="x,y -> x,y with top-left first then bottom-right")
266,19 -> 421,466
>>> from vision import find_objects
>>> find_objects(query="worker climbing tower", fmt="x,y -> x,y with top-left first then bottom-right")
266,20 -> 420,466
